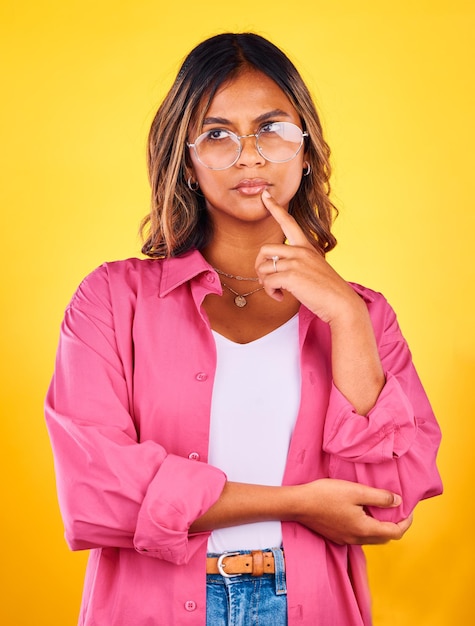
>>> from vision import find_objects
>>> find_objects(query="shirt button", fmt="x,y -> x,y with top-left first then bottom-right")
188,452 -> 200,461
195,372 -> 208,382
206,273 -> 216,283
184,600 -> 197,611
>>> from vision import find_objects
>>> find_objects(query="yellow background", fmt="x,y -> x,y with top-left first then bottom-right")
1,1 -> 473,624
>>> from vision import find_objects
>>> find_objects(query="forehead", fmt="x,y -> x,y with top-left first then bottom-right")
198,69 -> 300,126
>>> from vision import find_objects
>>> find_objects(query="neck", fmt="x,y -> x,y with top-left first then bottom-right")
201,219 -> 284,276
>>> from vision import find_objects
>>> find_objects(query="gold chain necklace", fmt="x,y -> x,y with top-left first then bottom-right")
213,267 -> 259,282
220,281 -> 264,308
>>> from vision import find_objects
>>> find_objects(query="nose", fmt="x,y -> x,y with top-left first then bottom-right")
236,133 -> 264,167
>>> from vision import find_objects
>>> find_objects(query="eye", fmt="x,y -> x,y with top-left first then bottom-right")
259,122 -> 283,134
205,128 -> 233,141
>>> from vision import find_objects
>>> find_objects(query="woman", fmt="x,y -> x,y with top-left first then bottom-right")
45,33 -> 442,625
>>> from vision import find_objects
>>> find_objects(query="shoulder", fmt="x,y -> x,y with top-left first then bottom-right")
68,257 -> 165,311
349,281 -> 392,312
101,257 -> 163,292
349,282 -> 403,341
349,281 -> 383,304
68,251 -> 208,309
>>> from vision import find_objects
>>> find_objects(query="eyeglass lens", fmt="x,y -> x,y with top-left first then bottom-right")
193,122 -> 305,170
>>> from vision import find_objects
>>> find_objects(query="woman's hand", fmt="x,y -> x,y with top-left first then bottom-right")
292,479 -> 412,545
190,478 -> 412,545
257,190 -> 385,415
255,189 -> 362,324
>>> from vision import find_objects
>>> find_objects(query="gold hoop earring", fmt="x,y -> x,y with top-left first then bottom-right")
187,176 -> 199,191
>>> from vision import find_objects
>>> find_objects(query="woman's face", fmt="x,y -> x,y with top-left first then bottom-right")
187,69 -> 306,229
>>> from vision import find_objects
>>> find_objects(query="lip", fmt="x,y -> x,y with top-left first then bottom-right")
233,178 -> 271,196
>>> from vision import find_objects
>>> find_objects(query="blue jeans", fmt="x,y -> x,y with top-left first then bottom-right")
206,548 -> 288,626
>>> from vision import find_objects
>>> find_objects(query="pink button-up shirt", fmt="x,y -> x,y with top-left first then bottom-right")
45,250 -> 442,625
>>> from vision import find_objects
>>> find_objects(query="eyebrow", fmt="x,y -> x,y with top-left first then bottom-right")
202,109 -> 292,127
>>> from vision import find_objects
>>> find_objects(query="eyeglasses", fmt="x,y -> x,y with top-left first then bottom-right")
187,121 -> 308,170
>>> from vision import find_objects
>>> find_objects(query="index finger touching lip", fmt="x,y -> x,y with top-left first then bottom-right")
261,189 -> 307,246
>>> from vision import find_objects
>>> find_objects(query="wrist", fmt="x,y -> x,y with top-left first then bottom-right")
282,482 -> 318,524
328,294 -> 368,331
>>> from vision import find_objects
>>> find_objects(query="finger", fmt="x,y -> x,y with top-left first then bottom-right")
396,513 -> 414,535
357,518 -> 409,544
261,189 -> 309,247
356,486 -> 402,509
258,268 -> 286,302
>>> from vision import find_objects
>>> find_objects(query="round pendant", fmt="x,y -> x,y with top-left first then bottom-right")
234,295 -> 247,307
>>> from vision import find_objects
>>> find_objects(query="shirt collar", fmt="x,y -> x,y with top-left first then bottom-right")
158,249 -> 217,296
157,250 -> 375,304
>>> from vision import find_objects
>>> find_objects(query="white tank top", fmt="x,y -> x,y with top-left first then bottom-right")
207,314 -> 301,553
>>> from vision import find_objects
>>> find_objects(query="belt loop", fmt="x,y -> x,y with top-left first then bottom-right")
271,548 -> 287,595
251,550 -> 264,576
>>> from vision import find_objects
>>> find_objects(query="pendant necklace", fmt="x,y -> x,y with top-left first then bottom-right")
220,281 -> 264,308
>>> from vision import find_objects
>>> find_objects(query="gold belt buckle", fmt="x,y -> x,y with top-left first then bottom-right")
217,551 -> 242,578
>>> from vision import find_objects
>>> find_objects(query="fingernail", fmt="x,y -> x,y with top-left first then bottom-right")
392,494 -> 402,506
262,189 -> 271,198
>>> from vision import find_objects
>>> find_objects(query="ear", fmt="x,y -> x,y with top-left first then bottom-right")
184,148 -> 197,179
184,165 -> 198,185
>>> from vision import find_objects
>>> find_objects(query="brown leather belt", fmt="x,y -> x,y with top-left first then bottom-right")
206,550 -> 279,577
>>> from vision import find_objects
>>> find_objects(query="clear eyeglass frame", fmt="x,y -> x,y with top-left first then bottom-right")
186,121 -> 309,171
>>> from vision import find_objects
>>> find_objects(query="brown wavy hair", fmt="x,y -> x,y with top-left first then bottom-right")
141,33 -> 337,258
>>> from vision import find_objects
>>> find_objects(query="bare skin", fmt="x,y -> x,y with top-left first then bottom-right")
256,190 -> 385,416
189,69 -> 412,545
190,480 -> 411,545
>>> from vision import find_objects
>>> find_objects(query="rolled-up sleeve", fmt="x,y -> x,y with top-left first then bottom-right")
45,265 -> 226,564
323,290 -> 443,521
324,373 -> 417,463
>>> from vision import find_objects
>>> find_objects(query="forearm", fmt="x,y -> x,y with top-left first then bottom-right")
329,297 -> 385,415
189,481 -> 297,533
190,478 -> 410,545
